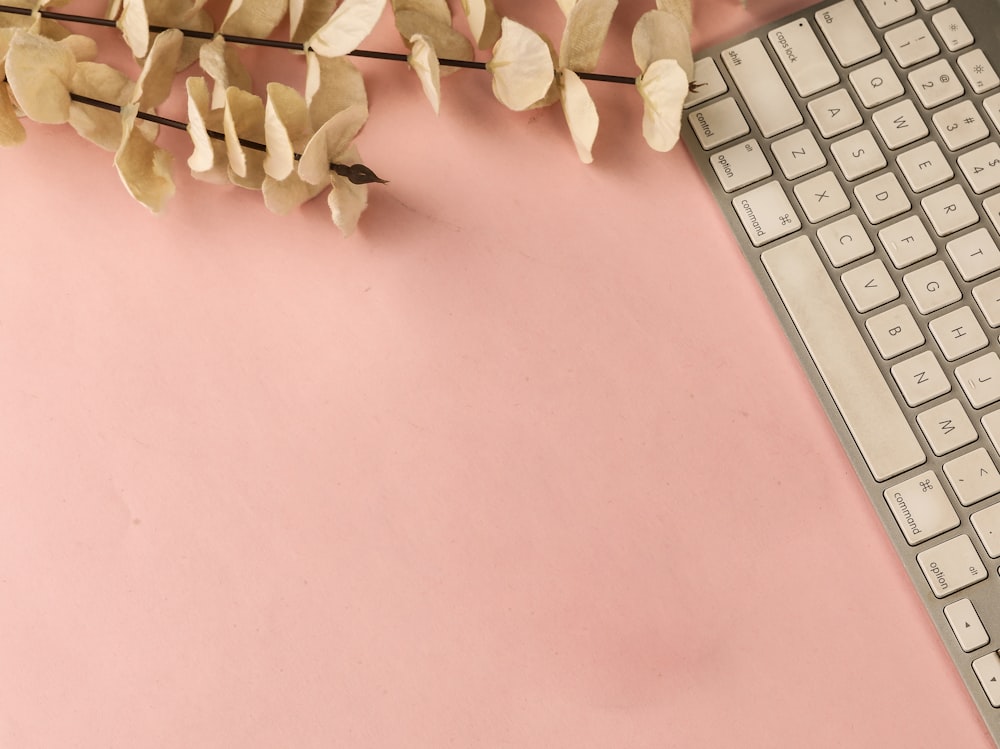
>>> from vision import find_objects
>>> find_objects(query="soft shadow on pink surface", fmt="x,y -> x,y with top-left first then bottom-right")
0,1 -> 995,748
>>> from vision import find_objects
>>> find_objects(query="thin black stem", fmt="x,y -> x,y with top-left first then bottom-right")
0,4 -> 638,85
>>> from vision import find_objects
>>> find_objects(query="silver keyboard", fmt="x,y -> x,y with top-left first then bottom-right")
681,0 -> 1000,743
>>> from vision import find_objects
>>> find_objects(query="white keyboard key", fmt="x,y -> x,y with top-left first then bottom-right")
932,7 -> 973,52
818,215 -> 875,267
982,410 -> 1000,453
886,19 -> 939,68
761,236 -> 925,481
768,19 -> 839,97
884,470 -> 959,545
958,143 -> 1000,195
879,215 -> 936,268
933,100 -> 989,151
722,39 -> 803,137
948,229 -> 1000,282
957,353 -> 1000,409
684,57 -> 728,108
984,194 -> 1000,236
873,99 -> 929,150
842,258 -> 899,312
973,277 -> 1000,327
918,398 -> 977,455
945,447 -> 1000,505
984,94 -> 1000,130
793,171 -> 850,223
930,306 -> 989,360
866,304 -> 924,358
772,129 -> 827,180
958,49 -> 1000,95
710,139 -> 772,193
897,141 -> 952,192
816,1 -> 881,67
918,0 -> 948,8
850,58 -> 905,108
922,184 -> 978,237
973,652 -> 1000,707
808,88 -> 863,138
910,59 -> 964,108
689,98 -> 750,150
732,181 -> 801,247
904,260 -> 961,314
973,502 -> 1000,557
855,172 -> 911,224
891,350 -> 951,406
944,598 -> 990,652
831,129 -> 887,180
861,0 -> 915,27
917,533 -> 987,598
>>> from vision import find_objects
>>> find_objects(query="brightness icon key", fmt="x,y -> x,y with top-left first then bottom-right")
959,50 -> 1000,95
932,8 -> 973,52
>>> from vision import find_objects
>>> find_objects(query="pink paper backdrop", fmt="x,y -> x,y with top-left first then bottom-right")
1,1 -> 994,747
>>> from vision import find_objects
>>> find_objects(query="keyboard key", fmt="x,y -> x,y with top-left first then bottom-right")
689,98 -> 750,150
918,0 -> 948,8
808,88 -> 863,137
855,172 -> 911,224
973,502 -> 1000,557
897,141 -> 952,192
831,129 -> 887,180
944,599 -> 990,652
761,236 -> 925,481
972,277 -> 1000,327
918,398 -> 977,455
768,19 -> 839,97
842,258 -> 899,312
861,0 -> 915,27
850,58 -> 905,108
710,139 -> 772,193
933,100 -> 988,151
816,1 -> 881,67
722,38 -> 803,137
922,184 -> 978,237
984,94 -> 1000,130
891,350 -> 951,406
973,652 -> 1000,707
879,215 -> 936,268
772,129 -> 826,180
984,194 -> 1000,236
945,447 -> 1000,505
956,353 -> 1000,408
886,19 -> 939,68
866,304 -> 925,358
917,533 -> 987,598
817,214 -> 875,267
958,143 -> 1000,195
793,171 -> 849,223
958,49 -> 1000,95
684,57 -> 728,108
884,470 -> 959,545
948,229 -> 1000,282
929,306 -> 988,360
873,99 -> 929,150
904,260 -> 961,314
932,7 -> 973,52
910,59 -> 964,108
732,181 -> 800,246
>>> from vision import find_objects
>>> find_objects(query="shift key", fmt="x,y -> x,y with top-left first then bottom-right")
722,38 -> 803,137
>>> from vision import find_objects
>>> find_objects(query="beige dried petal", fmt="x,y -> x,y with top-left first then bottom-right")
408,34 -> 440,114
200,35 -> 252,110
262,172 -> 325,215
298,103 -> 367,185
554,0 -> 577,16
560,69 -> 598,163
223,86 -> 266,183
394,10 -> 473,64
459,0 -> 500,50
0,82 -> 26,147
68,61 -> 136,150
133,27 -> 182,109
289,0 -> 338,42
106,0 -> 122,18
488,18 -> 555,111
390,0 -> 450,26
656,0 -> 692,32
631,8 -> 692,80
327,144 -> 367,236
305,53 -> 368,131
185,76 -> 230,182
308,0 -> 387,58
117,0 -> 150,58
115,103 -> 175,213
5,30 -> 75,125
560,0 -> 617,73
220,0 -> 290,38
636,57 -> 688,152
58,34 -> 99,62
264,82 -> 310,180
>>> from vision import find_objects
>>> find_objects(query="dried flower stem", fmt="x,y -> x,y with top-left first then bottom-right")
0,5 -> 638,85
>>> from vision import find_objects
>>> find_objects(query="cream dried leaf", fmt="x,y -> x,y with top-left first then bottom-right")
298,103 -> 367,185
262,172 -> 326,215
220,0 -> 290,38
117,0 -> 150,58
408,33 -> 441,114
560,0 -> 617,73
289,0 -> 338,42
656,0 -> 692,32
200,35 -> 252,110
264,82 -> 311,180
308,0 -> 387,58
393,10 -> 473,64
459,0 -> 500,50
488,18 -> 555,111
185,75 -> 229,182
115,103 -> 175,212
223,86 -> 266,187
305,53 -> 367,131
631,8 -> 692,79
560,69 -> 598,163
58,34 -> 99,62
5,30 -> 75,125
328,144 -> 367,236
390,0 -> 451,27
68,61 -> 136,150
636,57 -> 688,152
0,82 -> 25,147
133,27 -> 182,109
554,0 -> 577,16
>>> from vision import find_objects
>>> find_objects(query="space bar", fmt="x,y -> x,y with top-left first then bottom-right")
761,237 -> 926,482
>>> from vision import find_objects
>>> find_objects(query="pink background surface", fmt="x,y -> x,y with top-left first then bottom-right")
1,0 -> 995,746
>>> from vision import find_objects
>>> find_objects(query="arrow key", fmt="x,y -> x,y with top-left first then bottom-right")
945,598 -> 990,652
973,652 -> 1000,707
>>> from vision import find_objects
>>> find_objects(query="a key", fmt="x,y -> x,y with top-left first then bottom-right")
910,59 -> 964,108
850,58 -> 905,108
916,533 -> 987,598
768,19 -> 839,97
815,1 -> 881,67
866,304 -> 925,359
972,503 -> 1000,557
957,353 -> 1000,409
879,215 -> 936,268
884,470 -> 959,545
721,38 -> 803,137
929,306 -> 988,361
897,141 -> 952,193
855,173 -> 911,224
771,129 -> 827,180
710,139 -> 772,193
973,653 -> 1000,707
842,258 -> 900,312
684,57 -> 728,108
886,19 -> 939,68
817,215 -> 875,267
873,100 -> 929,150
933,100 -> 988,151
808,88 -> 863,138
904,260 -> 961,314
958,143 -> 1000,195
891,350 -> 951,407
861,0 -> 915,27
922,184 -> 978,237
958,49 -> 1000,95
689,98 -> 750,150
972,277 -> 1000,327
944,599 -> 990,652
831,130 -> 887,181
945,447 -> 1000,506
932,7 -> 973,52
793,171 -> 850,223
732,181 -> 801,247
948,229 -> 1000,282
